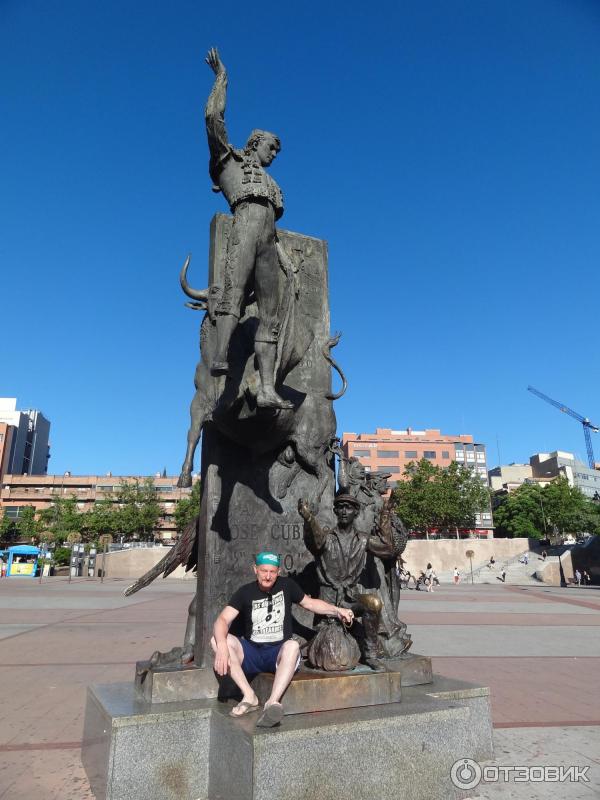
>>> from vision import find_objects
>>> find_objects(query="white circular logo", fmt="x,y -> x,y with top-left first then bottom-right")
451,758 -> 482,790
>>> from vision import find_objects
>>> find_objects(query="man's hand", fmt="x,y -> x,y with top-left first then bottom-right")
206,47 -> 226,76
337,607 -> 354,625
297,498 -> 312,521
213,642 -> 230,676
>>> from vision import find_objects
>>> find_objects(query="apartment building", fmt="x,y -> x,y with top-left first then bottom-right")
489,451 -> 600,500
341,428 -> 492,534
0,473 -> 195,540
0,398 -> 51,478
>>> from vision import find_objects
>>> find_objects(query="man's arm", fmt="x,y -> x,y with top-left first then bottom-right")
298,499 -> 327,552
212,604 -> 240,676
299,595 -> 353,625
205,47 -> 231,169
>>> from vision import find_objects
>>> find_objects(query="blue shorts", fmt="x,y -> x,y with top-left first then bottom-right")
239,638 -> 296,679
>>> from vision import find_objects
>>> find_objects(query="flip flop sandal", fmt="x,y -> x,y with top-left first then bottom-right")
256,702 -> 284,727
229,701 -> 260,718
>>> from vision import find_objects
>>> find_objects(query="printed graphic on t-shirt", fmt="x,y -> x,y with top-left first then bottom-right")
251,590 -> 285,643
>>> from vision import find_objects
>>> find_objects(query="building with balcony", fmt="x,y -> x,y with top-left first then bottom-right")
341,428 -> 492,535
488,451 -> 600,501
530,451 -> 600,500
0,398 -> 51,478
0,473 -> 196,540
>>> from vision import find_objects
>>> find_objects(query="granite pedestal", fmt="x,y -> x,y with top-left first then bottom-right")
134,652 -> 433,705
82,674 -> 493,800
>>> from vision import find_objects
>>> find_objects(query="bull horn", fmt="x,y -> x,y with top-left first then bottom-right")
180,254 -> 209,301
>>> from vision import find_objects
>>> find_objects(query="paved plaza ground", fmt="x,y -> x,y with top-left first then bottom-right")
0,576 -> 598,799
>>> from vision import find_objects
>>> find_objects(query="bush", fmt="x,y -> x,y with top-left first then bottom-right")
53,547 -> 72,566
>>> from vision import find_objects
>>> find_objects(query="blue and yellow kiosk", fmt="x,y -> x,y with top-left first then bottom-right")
5,545 -> 41,577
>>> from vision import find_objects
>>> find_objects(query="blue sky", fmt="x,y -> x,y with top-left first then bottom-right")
2,1 -> 599,476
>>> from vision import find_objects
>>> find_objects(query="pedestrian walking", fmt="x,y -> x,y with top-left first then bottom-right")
583,570 -> 591,586
453,567 -> 461,585
575,569 -> 582,586
541,550 -> 547,561
425,563 -> 434,592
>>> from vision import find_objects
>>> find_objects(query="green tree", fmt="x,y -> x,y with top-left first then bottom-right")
84,497 -> 119,543
174,480 -> 201,533
492,483 -> 546,539
0,511 -> 19,546
492,478 -> 599,540
392,459 -> 440,535
15,506 -> 43,542
114,479 -> 162,541
39,495 -> 84,543
435,462 -> 491,536
393,459 -> 490,537
542,477 -> 595,537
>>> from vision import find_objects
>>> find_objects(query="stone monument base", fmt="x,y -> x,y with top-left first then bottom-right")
82,674 -> 493,800
134,653 -> 433,705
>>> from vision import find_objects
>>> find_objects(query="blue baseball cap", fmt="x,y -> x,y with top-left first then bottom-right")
255,551 -> 280,567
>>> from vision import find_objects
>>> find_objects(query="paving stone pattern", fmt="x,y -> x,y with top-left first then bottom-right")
0,576 -> 598,799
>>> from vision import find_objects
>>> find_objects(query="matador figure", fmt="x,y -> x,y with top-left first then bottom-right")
204,47 -> 291,410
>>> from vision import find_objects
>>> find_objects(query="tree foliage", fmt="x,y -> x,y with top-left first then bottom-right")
392,459 -> 491,535
493,477 -> 600,540
113,479 -> 163,541
174,480 -> 201,533
0,511 -> 19,545
39,495 -> 84,541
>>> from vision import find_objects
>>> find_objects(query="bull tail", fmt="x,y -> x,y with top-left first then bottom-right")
323,333 -> 348,400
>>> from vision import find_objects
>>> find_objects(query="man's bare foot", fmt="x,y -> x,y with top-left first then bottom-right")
229,695 -> 260,717
256,700 -> 283,727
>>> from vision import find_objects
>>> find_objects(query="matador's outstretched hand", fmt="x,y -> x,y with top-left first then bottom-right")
205,47 -> 226,76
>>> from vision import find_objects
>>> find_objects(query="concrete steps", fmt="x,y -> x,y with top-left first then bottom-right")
437,551 -> 549,586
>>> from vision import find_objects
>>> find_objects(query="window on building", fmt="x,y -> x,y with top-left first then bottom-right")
0,433 -> 4,442
4,506 -> 27,519
353,450 -> 371,458
466,452 -> 475,461
476,452 -> 485,463
455,448 -> 464,460
377,450 -> 400,458
404,450 -> 418,458
380,466 -> 401,474
441,451 -> 450,459
423,451 -> 436,459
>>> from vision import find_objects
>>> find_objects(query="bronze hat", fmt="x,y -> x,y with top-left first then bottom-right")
333,493 -> 361,509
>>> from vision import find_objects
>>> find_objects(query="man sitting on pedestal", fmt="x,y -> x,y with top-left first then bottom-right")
212,551 -> 353,727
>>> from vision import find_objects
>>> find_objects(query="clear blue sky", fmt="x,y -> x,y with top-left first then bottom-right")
2,1 -> 599,476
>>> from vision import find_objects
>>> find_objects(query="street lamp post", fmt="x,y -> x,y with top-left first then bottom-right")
466,549 -> 475,584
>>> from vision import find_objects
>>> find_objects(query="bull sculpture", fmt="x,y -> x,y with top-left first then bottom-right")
176,250 -> 347,503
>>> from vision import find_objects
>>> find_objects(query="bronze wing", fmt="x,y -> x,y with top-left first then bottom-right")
123,516 -> 198,597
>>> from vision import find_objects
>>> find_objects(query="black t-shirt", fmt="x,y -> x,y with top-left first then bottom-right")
227,576 -> 305,644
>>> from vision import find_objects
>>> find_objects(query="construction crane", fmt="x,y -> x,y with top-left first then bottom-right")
527,386 -> 599,469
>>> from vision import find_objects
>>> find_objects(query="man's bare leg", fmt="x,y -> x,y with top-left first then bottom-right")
256,639 -> 299,727
265,639 -> 300,705
210,634 -> 258,714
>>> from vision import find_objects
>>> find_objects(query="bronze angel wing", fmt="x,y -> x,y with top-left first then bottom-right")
123,516 -> 198,597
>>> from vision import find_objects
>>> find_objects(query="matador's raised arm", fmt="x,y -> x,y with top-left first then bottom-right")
298,499 -> 327,554
205,47 -> 232,187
